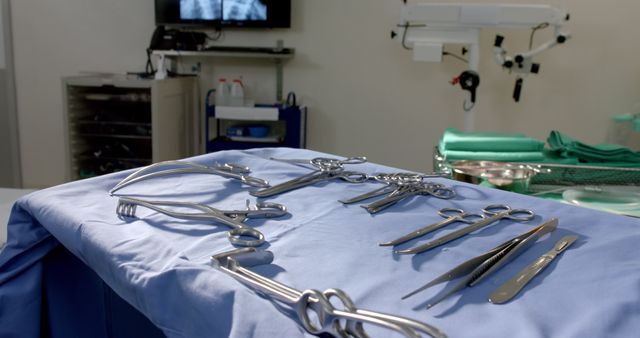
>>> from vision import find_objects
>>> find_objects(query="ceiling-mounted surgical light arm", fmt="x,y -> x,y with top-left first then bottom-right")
393,2 -> 571,130
493,19 -> 571,102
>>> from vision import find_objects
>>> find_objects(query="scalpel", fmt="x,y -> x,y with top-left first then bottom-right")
489,235 -> 578,304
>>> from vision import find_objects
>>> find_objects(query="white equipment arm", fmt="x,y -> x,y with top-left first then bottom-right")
395,3 -> 570,131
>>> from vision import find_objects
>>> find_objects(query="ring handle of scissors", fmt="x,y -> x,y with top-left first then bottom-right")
427,186 -> 456,199
341,156 -> 368,164
438,208 -> 484,223
483,204 -> 535,221
503,209 -> 535,221
227,227 -> 265,247
338,171 -> 370,183
438,208 -> 465,218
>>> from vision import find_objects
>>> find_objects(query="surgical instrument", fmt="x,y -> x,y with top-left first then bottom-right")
250,157 -> 369,198
395,204 -> 535,255
379,208 -> 485,247
116,197 -> 288,247
489,235 -> 578,304
339,172 -> 441,204
211,248 -> 447,338
393,3 -> 570,130
270,156 -> 368,169
402,218 -> 558,309
110,160 -> 269,195
361,182 -> 456,214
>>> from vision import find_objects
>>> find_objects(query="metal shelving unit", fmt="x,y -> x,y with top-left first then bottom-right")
151,44 -> 294,101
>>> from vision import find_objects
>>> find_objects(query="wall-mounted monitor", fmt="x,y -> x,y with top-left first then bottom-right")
155,0 -> 291,28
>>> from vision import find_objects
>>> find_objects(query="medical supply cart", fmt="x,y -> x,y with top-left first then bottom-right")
205,103 -> 306,152
152,42 -> 303,152
62,75 -> 197,180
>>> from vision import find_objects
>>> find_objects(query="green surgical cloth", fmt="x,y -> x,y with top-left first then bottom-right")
438,128 -> 545,162
440,128 -> 545,152
547,130 -> 640,163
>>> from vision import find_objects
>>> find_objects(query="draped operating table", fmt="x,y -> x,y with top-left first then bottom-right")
0,148 -> 639,337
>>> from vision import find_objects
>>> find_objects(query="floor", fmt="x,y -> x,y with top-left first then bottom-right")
0,188 -> 35,246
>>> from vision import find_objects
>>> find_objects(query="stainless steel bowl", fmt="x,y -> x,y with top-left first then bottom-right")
449,160 -> 546,192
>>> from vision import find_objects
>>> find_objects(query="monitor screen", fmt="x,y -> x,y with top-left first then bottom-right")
156,0 -> 291,28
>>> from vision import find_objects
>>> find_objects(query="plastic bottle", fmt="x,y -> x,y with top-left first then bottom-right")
229,79 -> 245,106
215,78 -> 230,106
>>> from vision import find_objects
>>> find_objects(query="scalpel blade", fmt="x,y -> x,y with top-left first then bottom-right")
489,235 -> 578,304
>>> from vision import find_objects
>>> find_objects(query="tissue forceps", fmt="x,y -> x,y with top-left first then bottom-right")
379,208 -> 485,247
401,218 -> 557,309
251,157 -> 369,198
395,204 -> 535,255
116,197 -> 288,247
211,248 -> 447,338
110,160 -> 269,194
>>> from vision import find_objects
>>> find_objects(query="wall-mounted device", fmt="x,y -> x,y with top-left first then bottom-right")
155,0 -> 291,28
392,2 -> 571,131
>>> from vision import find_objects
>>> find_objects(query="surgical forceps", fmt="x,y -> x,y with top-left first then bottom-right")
360,182 -> 456,214
402,218 -> 557,309
338,172 -> 430,204
271,156 -> 368,169
110,160 -> 270,194
211,248 -> 447,338
395,204 -> 535,255
250,157 -> 369,198
116,197 -> 288,247
379,208 -> 485,247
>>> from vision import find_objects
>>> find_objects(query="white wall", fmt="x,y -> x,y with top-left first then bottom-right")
12,0 -> 155,188
0,2 -> 5,69
12,0 -> 640,188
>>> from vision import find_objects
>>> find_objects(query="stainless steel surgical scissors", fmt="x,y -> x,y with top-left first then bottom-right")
250,157 -> 369,198
116,197 -> 288,247
379,208 -> 485,247
395,204 -> 535,255
211,248 -> 447,338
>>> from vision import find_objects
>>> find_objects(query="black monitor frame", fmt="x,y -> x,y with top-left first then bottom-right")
155,0 -> 291,28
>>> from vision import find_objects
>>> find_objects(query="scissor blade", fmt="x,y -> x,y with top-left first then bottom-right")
339,185 -> 395,204
380,218 -> 455,247
362,188 -> 414,213
250,171 -> 324,197
395,214 -> 503,255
